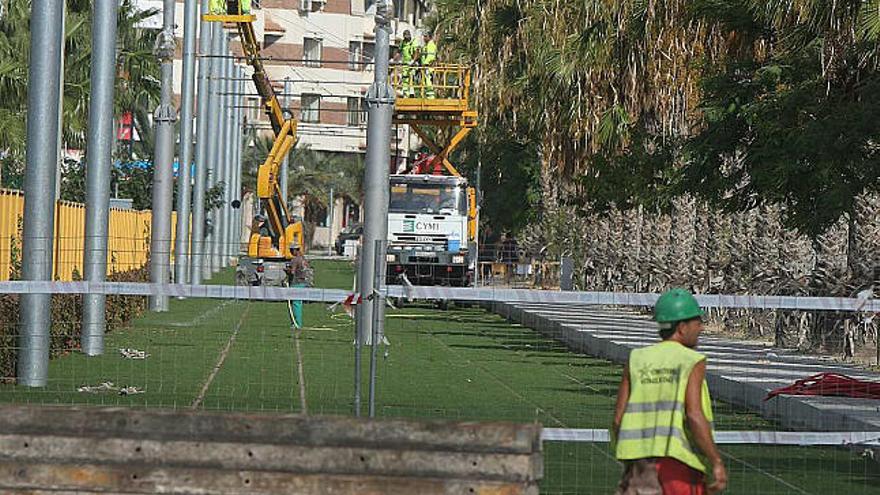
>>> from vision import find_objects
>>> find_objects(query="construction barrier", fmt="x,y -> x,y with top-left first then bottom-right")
0,189 -> 179,281
0,404 -> 543,494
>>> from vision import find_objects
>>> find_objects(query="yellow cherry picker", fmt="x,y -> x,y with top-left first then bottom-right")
205,4 -> 303,286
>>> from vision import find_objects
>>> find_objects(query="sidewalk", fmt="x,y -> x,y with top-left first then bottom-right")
492,302 -> 880,431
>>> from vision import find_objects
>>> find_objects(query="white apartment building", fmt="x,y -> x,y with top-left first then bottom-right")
138,0 -> 431,249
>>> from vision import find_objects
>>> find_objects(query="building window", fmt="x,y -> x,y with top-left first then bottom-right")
301,94 -> 320,123
246,96 -> 260,124
394,0 -> 405,20
363,42 -> 375,68
347,97 -> 365,126
303,37 -> 322,67
348,41 -> 362,70
348,41 -> 374,71
263,33 -> 282,49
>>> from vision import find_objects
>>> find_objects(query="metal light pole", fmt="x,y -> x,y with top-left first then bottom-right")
205,25 -> 223,275
224,64 -> 237,262
280,77 -> 291,203
327,187 -> 334,256
214,50 -> 229,270
173,0 -> 199,284
190,0 -> 213,285
220,50 -> 235,267
356,0 -> 395,346
81,0 -> 120,355
231,68 -> 244,257
17,0 -> 65,387
149,0 -> 178,312
54,1 -> 66,202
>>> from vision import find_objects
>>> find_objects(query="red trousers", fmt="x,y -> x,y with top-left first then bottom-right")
616,457 -> 706,495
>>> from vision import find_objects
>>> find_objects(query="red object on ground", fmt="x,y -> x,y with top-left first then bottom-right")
764,372 -> 880,401
656,458 -> 706,495
342,293 -> 362,318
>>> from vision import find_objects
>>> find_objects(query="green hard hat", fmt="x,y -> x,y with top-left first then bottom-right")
654,288 -> 704,323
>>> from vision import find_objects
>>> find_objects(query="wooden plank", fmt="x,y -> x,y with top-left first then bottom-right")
0,433 -> 542,482
0,405 -> 541,454
0,461 -> 539,495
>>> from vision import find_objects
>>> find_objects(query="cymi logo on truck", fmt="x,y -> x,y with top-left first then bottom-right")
403,220 -> 439,233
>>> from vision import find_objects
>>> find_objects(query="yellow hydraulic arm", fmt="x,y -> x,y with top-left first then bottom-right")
204,10 -> 302,258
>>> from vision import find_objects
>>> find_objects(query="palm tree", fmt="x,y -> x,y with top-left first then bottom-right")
0,0 -> 160,183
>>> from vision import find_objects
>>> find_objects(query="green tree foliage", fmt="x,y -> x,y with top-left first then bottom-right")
0,0 -> 160,177
453,123 -> 542,237
242,132 -> 364,208
430,0 -> 880,238
678,1 -> 880,236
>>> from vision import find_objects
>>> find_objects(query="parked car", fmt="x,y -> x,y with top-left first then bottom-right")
335,223 -> 363,255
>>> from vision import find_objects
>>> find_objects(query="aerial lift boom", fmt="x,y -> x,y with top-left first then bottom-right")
204,8 -> 302,259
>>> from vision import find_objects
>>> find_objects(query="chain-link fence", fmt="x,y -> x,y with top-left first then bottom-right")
2,257 -> 880,493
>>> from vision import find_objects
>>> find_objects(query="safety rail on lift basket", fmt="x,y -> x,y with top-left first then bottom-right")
390,64 -> 473,113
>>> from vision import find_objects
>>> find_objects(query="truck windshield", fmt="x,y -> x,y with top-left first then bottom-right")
389,182 -> 466,215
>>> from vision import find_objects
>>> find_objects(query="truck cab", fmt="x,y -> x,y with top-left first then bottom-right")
386,174 -> 475,286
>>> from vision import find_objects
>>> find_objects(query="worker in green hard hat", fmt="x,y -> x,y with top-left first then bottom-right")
611,289 -> 728,495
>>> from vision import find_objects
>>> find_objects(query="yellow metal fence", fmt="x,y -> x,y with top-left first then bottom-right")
0,189 -> 179,281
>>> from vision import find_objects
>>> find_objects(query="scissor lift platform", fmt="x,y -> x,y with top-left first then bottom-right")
390,64 -> 477,176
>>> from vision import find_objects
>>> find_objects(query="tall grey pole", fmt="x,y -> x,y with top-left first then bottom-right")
223,57 -> 234,262
225,65 -> 238,261
231,68 -> 244,257
368,239 -> 385,417
17,0 -> 65,387
356,0 -> 394,346
173,0 -> 199,284
280,77 -> 291,204
214,51 -> 229,270
190,0 -> 212,285
81,0 -> 119,355
54,1 -> 66,202
149,0 -> 178,312
220,45 -> 232,265
327,187 -> 334,256
205,25 -> 223,276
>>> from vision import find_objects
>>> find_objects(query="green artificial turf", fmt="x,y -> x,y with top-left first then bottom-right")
0,259 -> 877,494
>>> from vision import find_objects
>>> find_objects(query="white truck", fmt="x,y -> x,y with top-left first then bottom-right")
386,174 -> 476,286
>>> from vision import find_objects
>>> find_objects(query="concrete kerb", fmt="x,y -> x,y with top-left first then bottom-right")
490,301 -> 880,433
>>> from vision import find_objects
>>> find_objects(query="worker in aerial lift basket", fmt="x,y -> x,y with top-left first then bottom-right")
399,30 -> 418,97
612,289 -> 728,495
419,31 -> 437,99
210,0 -> 250,14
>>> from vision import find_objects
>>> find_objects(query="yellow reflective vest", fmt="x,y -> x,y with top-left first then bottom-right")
420,40 -> 437,66
401,39 -> 417,64
615,341 -> 715,473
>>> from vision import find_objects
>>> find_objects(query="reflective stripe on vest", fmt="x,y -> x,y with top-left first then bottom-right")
615,341 -> 714,473
401,41 -> 417,63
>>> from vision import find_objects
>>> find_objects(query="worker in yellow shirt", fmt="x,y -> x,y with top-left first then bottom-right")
612,289 -> 728,495
399,30 -> 418,97
210,0 -> 250,15
419,31 -> 437,99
